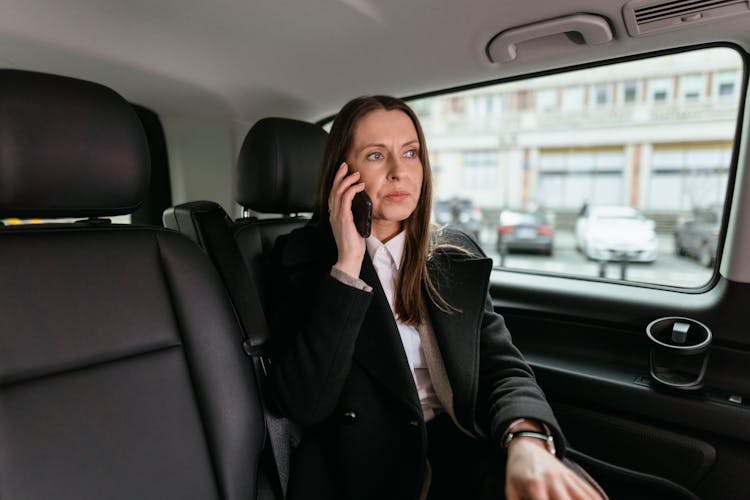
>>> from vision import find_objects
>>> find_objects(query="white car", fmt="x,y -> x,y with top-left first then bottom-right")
575,206 -> 657,263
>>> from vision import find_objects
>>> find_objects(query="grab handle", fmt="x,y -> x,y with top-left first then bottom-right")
487,14 -> 613,63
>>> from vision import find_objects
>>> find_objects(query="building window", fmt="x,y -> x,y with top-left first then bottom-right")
471,94 -> 504,116
536,89 -> 556,113
561,86 -> 584,111
717,70 -> 737,97
537,149 -> 625,209
462,151 -> 499,189
648,144 -> 732,210
594,84 -> 609,107
680,74 -> 704,102
623,81 -> 638,104
649,78 -> 672,104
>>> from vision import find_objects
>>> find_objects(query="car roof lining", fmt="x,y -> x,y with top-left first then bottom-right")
1,0 -> 749,124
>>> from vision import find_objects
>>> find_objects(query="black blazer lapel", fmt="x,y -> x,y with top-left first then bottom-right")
426,252 -> 493,432
353,255 -> 421,415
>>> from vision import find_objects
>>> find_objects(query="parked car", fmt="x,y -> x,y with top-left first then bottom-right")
675,205 -> 722,267
434,197 -> 482,241
496,208 -> 554,255
575,206 -> 657,263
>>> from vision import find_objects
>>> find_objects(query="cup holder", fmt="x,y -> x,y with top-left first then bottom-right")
646,316 -> 711,390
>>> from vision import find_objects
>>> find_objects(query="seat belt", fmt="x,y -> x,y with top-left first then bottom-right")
194,204 -> 298,499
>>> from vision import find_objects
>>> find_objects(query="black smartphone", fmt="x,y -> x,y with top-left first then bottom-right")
351,190 -> 372,238
331,160 -> 372,238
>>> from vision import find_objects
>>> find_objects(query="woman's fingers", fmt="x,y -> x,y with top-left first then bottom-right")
328,162 -> 368,277
329,163 -> 367,224
329,164 -> 362,212
506,441 -> 604,500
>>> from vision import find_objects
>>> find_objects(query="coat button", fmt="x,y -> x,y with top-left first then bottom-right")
408,419 -> 419,427
342,410 -> 358,422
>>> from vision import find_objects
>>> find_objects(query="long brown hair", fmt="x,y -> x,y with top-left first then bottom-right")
312,95 -> 452,325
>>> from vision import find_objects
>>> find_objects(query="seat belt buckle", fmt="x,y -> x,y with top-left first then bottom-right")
243,340 -> 270,376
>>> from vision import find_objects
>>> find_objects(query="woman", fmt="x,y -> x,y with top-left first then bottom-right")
269,95 -> 602,500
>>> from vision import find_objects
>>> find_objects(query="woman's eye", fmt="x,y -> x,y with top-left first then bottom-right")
404,149 -> 418,158
366,152 -> 383,161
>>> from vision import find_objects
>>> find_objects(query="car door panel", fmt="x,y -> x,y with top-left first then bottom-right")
491,273 -> 750,499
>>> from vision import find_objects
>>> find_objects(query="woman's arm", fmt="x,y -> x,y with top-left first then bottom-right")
268,162 -> 371,426
459,231 -> 602,498
476,295 -> 566,452
268,251 -> 372,426
439,229 -> 564,449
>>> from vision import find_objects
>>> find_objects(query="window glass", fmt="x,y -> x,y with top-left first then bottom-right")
412,48 -> 743,288
2,215 -> 132,225
536,89 -> 556,113
622,81 -> 639,104
469,94 -> 505,117
593,84 -> 610,107
680,74 -> 704,102
648,77 -> 672,103
716,70 -> 738,97
561,86 -> 584,111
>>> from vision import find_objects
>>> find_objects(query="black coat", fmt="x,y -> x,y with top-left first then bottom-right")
268,225 -> 564,500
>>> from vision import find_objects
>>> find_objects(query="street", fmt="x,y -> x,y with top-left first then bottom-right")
478,229 -> 713,288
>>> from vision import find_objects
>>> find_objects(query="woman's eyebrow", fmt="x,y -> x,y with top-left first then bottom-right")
355,143 -> 386,154
355,139 -> 419,155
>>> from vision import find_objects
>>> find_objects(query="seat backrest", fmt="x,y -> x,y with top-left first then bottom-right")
0,69 -> 265,500
162,117 -> 325,498
233,117 -> 327,310
164,117 -> 327,312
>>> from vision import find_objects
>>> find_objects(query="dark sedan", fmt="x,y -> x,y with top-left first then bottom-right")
496,209 -> 554,255
675,206 -> 722,268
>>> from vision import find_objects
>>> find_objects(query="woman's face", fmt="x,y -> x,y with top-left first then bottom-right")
346,109 -> 424,242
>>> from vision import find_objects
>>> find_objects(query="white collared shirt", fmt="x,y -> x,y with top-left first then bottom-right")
366,231 -> 442,421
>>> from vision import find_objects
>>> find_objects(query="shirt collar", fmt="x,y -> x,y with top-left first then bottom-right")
366,230 -> 406,270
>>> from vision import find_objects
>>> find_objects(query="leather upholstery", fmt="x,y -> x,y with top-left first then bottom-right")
236,117 -> 327,213
234,216 -> 309,311
166,117 -> 327,309
0,69 -> 150,218
163,116 -> 328,497
0,70 -> 265,500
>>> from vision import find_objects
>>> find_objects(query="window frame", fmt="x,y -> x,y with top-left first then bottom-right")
316,43 -> 749,295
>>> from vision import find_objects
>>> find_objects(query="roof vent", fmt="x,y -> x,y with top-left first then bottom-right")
623,0 -> 750,36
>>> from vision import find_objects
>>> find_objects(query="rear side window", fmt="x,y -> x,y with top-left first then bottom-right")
412,47 -> 744,288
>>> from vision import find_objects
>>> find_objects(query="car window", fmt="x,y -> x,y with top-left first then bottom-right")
1,215 -> 132,225
410,47 -> 744,288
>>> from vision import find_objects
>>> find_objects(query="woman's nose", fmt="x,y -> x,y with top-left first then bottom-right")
387,155 -> 406,179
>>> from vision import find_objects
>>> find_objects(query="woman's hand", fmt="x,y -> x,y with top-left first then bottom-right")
505,439 -> 603,500
329,162 -> 367,278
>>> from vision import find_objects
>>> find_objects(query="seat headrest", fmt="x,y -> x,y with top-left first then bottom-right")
236,117 -> 327,214
0,69 -> 149,218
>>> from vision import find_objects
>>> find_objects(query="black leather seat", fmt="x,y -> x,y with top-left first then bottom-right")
0,69 -> 265,500
162,117 -> 326,498
164,117 -> 327,312
233,117 -> 327,309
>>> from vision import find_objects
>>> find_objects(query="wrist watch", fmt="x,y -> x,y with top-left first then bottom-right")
501,419 -> 556,455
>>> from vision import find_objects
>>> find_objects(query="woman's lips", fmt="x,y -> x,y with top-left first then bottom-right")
384,190 -> 409,201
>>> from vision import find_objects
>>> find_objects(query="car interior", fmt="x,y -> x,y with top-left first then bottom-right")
1,0 -> 749,499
